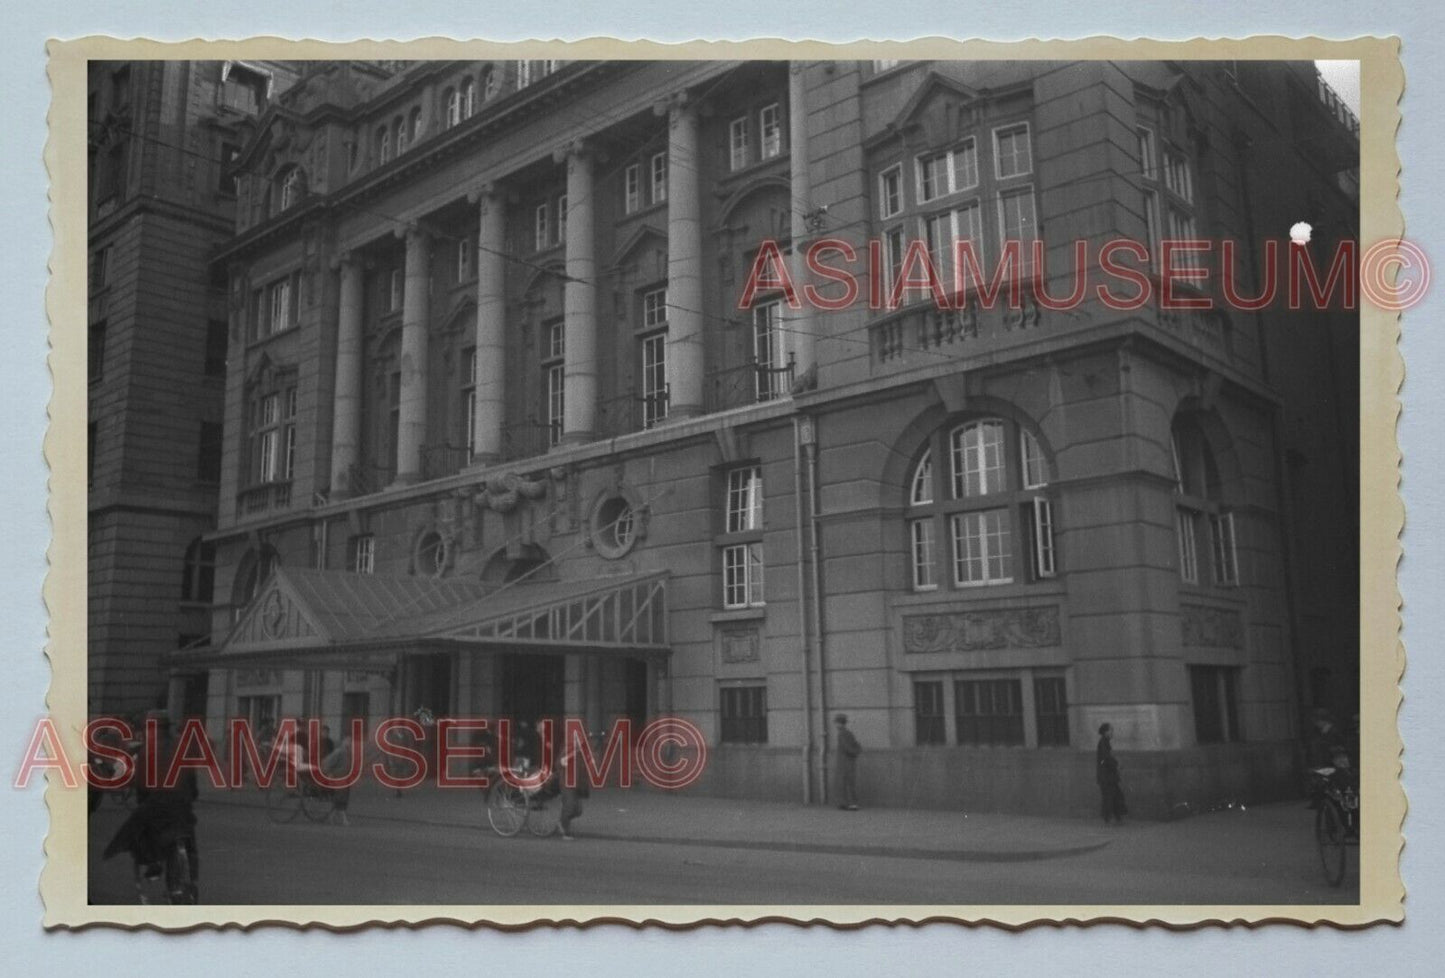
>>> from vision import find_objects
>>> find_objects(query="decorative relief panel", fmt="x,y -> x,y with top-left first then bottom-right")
902,607 -> 1060,653
720,628 -> 761,663
1180,604 -> 1244,649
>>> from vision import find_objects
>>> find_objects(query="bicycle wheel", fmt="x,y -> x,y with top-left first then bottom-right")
487,782 -> 528,837
302,781 -> 337,824
1316,803 -> 1347,887
527,796 -> 559,838
266,777 -> 304,824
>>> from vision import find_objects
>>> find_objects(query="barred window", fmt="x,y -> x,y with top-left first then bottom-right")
720,684 -> 767,744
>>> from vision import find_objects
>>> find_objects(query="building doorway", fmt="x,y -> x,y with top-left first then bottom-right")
499,653 -> 564,726
342,690 -> 370,736
623,658 -> 649,729
405,653 -> 453,717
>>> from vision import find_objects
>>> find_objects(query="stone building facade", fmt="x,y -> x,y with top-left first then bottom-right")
86,59 -> 300,715
169,58 -> 1359,816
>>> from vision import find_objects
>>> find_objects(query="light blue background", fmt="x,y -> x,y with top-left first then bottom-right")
3,2 -> 1438,972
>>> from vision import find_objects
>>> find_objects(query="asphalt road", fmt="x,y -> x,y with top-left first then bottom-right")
86,798 -> 1358,907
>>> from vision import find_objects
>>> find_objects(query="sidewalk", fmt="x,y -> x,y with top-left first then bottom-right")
200,777 -> 1116,863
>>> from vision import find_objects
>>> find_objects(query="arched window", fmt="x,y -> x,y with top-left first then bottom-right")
394,116 -> 408,154
1171,414 -> 1236,586
377,126 -> 391,164
480,68 -> 496,104
907,415 -> 1055,590
276,166 -> 304,212
409,106 -> 423,143
180,537 -> 216,603
444,87 -> 460,128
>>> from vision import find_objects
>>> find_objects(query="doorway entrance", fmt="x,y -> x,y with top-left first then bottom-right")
405,653 -> 453,716
499,653 -> 564,725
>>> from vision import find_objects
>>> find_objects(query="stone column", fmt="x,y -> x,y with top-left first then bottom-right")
664,97 -> 705,418
788,62 -> 817,387
395,228 -> 432,483
561,145 -> 597,443
329,254 -> 364,497
473,185 -> 506,463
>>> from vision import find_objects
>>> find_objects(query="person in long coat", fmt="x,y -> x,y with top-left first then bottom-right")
833,714 -> 861,810
1096,722 -> 1127,824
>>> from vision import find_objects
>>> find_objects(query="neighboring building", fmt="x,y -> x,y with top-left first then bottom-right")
86,59 -> 300,716
169,58 -> 1359,817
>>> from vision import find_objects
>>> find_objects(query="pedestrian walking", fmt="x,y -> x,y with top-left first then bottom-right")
556,746 -> 589,840
834,713 -> 861,811
1096,722 -> 1127,824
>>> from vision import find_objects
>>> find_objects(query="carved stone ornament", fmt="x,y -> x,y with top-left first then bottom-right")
1180,604 -> 1244,649
902,607 -> 1061,653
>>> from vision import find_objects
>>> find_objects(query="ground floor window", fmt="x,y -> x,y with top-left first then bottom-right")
720,683 -> 768,744
1189,664 -> 1241,744
910,670 -> 1070,748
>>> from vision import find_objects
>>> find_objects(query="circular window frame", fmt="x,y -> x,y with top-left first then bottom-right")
412,529 -> 453,578
589,489 -> 644,559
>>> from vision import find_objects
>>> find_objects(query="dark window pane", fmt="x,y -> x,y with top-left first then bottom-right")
1034,676 -> 1070,746
955,678 -> 1024,746
913,680 -> 944,745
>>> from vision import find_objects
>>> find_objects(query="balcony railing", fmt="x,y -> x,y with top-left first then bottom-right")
706,354 -> 796,413
501,419 -> 561,462
599,386 -> 672,437
235,481 -> 292,518
870,292 -> 1042,367
421,443 -> 470,481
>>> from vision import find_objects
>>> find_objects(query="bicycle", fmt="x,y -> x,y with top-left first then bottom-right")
1309,766 -> 1359,887
265,760 -> 342,825
484,765 -> 560,838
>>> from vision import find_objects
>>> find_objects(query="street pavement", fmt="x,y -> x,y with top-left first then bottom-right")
85,779 -> 1359,907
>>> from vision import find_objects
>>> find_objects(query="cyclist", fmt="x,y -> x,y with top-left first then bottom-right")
102,709 -> 200,901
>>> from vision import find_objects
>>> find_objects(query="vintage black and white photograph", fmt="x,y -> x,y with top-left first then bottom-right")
60,41 -> 1398,924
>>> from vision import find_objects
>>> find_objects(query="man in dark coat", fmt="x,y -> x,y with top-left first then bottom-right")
103,710 -> 200,898
834,714 -> 861,811
1096,722 -> 1127,824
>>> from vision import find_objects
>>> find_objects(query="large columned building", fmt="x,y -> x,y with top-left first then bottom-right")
169,58 -> 1359,816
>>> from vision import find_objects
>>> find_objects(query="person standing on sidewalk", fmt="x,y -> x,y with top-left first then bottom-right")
834,714 -> 861,811
1096,722 -> 1127,824
556,745 -> 589,840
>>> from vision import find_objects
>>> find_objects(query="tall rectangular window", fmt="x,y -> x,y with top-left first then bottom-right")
720,685 -> 768,744
993,122 -> 1033,179
729,116 -> 749,172
515,60 -> 533,90
951,509 -> 1012,585
1024,497 -> 1056,580
722,543 -> 765,609
883,226 -> 905,305
351,535 -> 375,575
543,320 -> 564,446
557,194 -> 568,242
752,300 -> 786,401
917,151 -> 950,204
1033,676 -> 1070,746
955,678 -> 1025,746
268,277 -> 293,335
624,164 -> 641,213
951,421 -> 1005,498
910,518 -> 937,590
914,680 -> 946,745
1176,508 -> 1200,584
726,465 -> 763,533
463,347 -> 477,459
998,188 -> 1038,249
388,269 -> 402,311
759,103 -> 782,159
721,465 -> 765,609
641,332 -> 668,428
534,203 -> 550,251
1164,149 -> 1193,203
1189,665 -> 1240,744
1136,126 -> 1156,181
879,164 -> 903,219
650,152 -> 668,204
282,388 -> 297,481
1210,511 -> 1239,585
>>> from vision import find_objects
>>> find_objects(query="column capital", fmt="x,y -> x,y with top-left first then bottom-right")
393,223 -> 432,246
552,138 -> 597,166
467,180 -> 503,205
329,250 -> 362,272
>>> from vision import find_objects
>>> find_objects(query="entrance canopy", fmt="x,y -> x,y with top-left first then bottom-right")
170,566 -> 670,672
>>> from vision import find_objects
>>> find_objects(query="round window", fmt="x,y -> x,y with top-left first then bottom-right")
415,531 -> 450,577
592,495 -> 638,558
